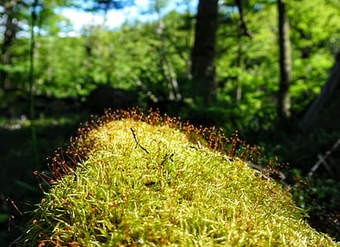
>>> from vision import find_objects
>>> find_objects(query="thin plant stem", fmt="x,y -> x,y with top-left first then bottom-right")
28,0 -> 39,168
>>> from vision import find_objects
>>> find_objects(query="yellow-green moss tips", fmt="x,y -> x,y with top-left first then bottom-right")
19,111 -> 339,246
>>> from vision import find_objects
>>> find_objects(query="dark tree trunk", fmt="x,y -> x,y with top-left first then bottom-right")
300,54 -> 340,130
191,0 -> 218,105
235,0 -> 251,38
277,0 -> 292,120
0,2 -> 19,90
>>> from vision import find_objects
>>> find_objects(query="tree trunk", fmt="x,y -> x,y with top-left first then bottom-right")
277,0 -> 292,120
235,0 -> 251,37
300,53 -> 340,130
191,0 -> 218,105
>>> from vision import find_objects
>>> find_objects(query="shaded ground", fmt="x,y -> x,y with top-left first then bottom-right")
0,113 -> 88,246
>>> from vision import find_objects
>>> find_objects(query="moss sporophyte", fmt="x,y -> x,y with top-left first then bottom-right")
18,109 -> 339,246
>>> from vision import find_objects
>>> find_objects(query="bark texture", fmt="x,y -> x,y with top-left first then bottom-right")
300,54 -> 340,130
277,0 -> 292,120
191,0 -> 218,104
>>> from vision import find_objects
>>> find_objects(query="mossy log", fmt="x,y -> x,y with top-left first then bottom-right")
19,110 -> 339,246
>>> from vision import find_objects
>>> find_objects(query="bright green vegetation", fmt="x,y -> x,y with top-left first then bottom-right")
2,0 -> 340,130
20,118 -> 338,246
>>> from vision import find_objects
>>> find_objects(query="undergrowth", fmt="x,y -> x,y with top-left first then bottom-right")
18,109 -> 339,246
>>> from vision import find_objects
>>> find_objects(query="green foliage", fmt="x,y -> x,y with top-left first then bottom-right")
3,0 -> 339,127
216,0 -> 340,128
19,115 -> 338,246
35,36 -> 89,97
292,176 -> 340,211
288,0 -> 340,113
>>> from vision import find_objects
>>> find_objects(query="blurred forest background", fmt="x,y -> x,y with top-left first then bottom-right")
0,0 -> 340,245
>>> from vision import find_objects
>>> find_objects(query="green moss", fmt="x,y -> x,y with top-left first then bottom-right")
20,117 -> 339,246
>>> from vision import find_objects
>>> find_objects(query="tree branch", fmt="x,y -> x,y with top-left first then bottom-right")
235,0 -> 252,38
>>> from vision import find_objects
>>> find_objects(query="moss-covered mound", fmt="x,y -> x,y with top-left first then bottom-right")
20,111 -> 339,246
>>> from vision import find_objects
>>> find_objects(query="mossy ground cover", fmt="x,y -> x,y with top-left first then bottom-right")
19,110 -> 339,246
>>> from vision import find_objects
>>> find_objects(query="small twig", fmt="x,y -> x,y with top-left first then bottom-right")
317,154 -> 332,174
6,198 -> 23,216
159,153 -> 174,167
130,128 -> 150,154
308,138 -> 340,177
9,232 -> 24,247
33,171 -> 56,184
246,161 -> 286,181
